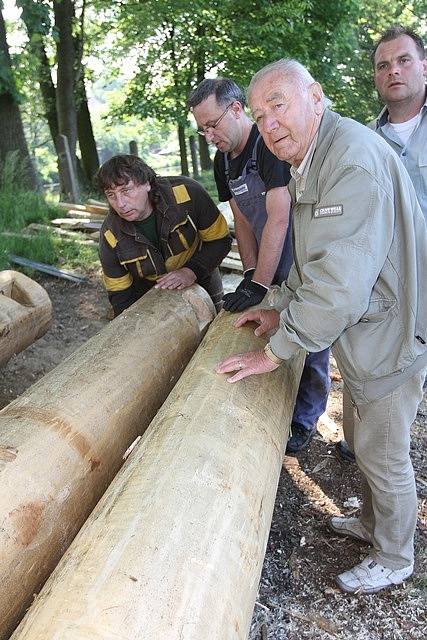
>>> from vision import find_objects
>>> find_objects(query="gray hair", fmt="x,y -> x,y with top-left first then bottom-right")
248,58 -> 330,107
247,58 -> 332,108
188,78 -> 246,110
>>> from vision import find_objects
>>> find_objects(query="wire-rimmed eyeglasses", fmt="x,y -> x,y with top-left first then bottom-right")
196,103 -> 233,137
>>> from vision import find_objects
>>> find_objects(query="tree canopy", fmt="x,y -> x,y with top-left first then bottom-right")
1,0 -> 426,183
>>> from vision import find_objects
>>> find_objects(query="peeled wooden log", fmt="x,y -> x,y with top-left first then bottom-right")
57,202 -> 88,212
57,202 -> 108,216
0,270 -> 52,367
0,285 -> 214,640
84,203 -> 108,215
51,217 -> 102,231
64,209 -> 105,221
11,312 -> 304,640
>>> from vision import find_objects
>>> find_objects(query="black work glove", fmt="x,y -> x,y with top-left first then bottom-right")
237,268 -> 255,288
223,277 -> 268,311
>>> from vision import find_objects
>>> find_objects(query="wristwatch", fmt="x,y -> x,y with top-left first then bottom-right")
264,343 -> 284,365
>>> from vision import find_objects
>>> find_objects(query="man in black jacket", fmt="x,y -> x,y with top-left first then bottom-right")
189,79 -> 330,453
97,155 -> 231,317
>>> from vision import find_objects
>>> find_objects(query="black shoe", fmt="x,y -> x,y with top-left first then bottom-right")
335,439 -> 356,463
286,423 -> 315,454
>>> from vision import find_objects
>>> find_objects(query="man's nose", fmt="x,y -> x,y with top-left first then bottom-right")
264,115 -> 279,133
388,61 -> 400,75
204,129 -> 215,142
116,193 -> 125,208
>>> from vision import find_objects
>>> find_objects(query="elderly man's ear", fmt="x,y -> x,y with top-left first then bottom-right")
310,82 -> 324,114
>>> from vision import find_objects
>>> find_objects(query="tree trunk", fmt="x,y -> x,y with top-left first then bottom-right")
178,123 -> 189,176
54,0 -> 78,176
18,1 -> 59,151
198,134 -> 212,170
0,11 -> 38,189
129,140 -> 138,156
194,44 -> 212,171
188,135 -> 199,178
76,79 -> 99,184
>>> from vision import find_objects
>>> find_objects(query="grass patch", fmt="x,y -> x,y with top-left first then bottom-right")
0,152 -> 100,275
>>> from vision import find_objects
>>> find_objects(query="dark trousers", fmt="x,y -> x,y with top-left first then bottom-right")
292,348 -> 330,431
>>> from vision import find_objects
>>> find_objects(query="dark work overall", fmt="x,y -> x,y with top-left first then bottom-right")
225,135 -> 293,284
224,134 -> 330,432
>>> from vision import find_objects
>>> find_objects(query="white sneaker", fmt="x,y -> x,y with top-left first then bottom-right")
329,516 -> 371,543
336,556 -> 414,593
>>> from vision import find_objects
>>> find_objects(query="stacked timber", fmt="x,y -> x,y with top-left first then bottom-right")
50,217 -> 102,232
36,200 -> 108,236
9,311 -> 304,640
0,285 -> 215,640
0,270 -> 52,367
58,200 -> 109,216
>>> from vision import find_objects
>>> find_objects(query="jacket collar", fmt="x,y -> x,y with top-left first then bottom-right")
155,178 -> 174,216
296,108 -> 342,204
375,87 -> 427,127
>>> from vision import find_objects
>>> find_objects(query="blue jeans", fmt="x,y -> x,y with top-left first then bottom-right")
292,349 -> 330,431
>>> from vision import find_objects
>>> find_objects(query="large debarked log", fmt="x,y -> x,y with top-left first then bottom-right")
11,312 -> 304,640
0,270 -> 52,367
0,286 -> 214,640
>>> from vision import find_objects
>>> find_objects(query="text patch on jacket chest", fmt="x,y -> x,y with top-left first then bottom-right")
313,204 -> 343,218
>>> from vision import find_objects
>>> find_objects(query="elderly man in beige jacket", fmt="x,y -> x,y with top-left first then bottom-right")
217,58 -> 427,594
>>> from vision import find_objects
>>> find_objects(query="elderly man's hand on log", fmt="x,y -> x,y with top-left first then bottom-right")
216,350 -> 279,383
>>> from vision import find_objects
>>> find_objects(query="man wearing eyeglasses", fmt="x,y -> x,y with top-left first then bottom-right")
189,78 -> 293,309
188,78 -> 330,454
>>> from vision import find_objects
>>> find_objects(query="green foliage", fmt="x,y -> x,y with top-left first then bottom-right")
0,52 -> 20,99
109,0 -> 234,125
0,151 -> 54,228
195,170 -> 217,202
5,0 -> 427,192
17,0 -> 52,37
106,0 -> 427,129
0,233 -> 57,271
0,10 -> 22,103
0,151 -> 98,272
0,151 -> 56,269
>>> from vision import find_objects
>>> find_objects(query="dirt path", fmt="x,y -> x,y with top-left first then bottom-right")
1,275 -> 425,639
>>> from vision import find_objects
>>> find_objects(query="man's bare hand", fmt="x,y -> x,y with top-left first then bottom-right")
155,267 -> 196,290
215,350 -> 279,383
234,308 -> 280,337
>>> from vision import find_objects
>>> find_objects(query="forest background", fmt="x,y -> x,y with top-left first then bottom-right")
0,0 -> 426,270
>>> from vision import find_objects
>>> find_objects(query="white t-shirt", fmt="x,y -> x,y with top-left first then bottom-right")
384,113 -> 420,145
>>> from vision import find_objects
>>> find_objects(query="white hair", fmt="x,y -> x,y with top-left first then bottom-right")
248,58 -> 331,107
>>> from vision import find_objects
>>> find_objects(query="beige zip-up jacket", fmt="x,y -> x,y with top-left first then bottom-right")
269,109 -> 427,403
